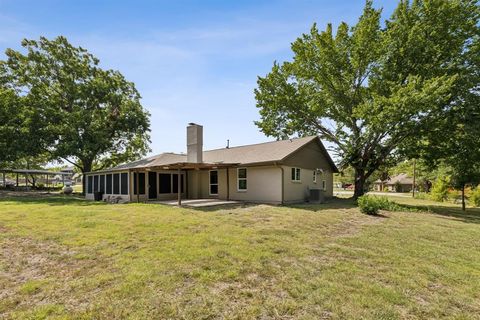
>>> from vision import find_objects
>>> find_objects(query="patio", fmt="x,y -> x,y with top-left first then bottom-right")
152,198 -> 242,208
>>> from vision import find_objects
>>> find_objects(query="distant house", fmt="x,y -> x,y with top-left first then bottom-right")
60,166 -> 82,185
84,123 -> 338,204
373,173 -> 414,193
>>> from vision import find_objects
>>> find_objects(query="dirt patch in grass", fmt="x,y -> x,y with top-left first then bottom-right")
0,235 -> 116,318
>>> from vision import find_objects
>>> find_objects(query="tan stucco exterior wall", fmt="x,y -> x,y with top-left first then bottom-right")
281,139 -> 335,203
281,166 -> 333,203
225,166 -> 282,204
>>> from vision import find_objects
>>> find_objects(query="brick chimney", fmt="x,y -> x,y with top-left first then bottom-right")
187,123 -> 203,163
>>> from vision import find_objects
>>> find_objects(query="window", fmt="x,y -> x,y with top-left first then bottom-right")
291,168 -> 301,182
313,170 -> 317,183
93,175 -> 99,191
121,173 -> 128,195
99,175 -> 105,193
237,168 -> 247,191
113,173 -> 120,194
209,170 -> 218,195
322,180 -> 326,190
106,174 -> 112,194
87,175 -> 93,194
133,173 -> 146,194
159,174 -> 171,194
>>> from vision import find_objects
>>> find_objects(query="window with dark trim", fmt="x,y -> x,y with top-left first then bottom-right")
106,174 -> 112,194
133,173 -> 145,194
87,175 -> 93,194
209,171 -> 218,195
121,173 -> 128,195
159,173 -> 171,194
113,173 -> 120,194
93,175 -> 99,192
99,175 -> 105,193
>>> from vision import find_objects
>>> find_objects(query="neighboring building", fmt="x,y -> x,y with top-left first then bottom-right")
84,123 -> 338,204
59,166 -> 82,185
373,173 -> 414,193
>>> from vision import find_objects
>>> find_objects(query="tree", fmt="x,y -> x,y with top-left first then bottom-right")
254,0 -> 479,198
0,86 -> 42,165
1,36 -> 151,193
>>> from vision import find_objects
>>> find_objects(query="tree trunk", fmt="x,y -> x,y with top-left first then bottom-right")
81,159 -> 93,196
461,184 -> 466,211
353,168 -> 366,199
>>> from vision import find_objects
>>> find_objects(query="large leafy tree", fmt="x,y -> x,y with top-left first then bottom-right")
0,36 -> 151,192
254,0 -> 479,198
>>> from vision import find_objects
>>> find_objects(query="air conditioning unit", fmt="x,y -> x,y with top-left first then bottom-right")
310,188 -> 325,203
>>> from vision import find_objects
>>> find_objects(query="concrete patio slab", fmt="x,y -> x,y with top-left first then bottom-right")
151,199 -> 242,208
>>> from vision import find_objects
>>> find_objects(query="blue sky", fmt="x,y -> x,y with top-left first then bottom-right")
0,0 -> 397,156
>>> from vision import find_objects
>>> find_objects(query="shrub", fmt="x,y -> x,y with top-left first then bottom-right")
357,195 -> 409,215
470,186 -> 480,207
430,178 -> 450,202
357,195 -> 380,215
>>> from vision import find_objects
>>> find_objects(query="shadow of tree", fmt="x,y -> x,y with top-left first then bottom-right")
286,197 -> 357,212
0,194 -> 104,207
399,203 -> 480,224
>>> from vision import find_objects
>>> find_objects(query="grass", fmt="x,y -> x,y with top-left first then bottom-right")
0,193 -> 479,319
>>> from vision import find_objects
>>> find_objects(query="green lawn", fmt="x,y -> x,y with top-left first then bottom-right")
1,194 -> 479,319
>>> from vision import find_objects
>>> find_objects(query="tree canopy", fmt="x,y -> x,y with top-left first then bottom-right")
254,0 -> 480,198
0,36 -> 151,192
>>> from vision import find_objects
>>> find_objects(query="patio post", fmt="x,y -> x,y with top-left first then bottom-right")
177,168 -> 181,206
16,173 -> 18,187
46,174 -> 49,192
2,172 -> 5,188
136,170 -> 140,203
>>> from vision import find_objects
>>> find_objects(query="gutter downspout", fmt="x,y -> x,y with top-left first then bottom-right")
226,167 -> 230,201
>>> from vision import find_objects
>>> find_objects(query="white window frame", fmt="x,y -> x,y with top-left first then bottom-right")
313,170 -> 317,183
237,168 -> 247,191
291,167 -> 301,182
209,170 -> 218,195
322,180 -> 327,191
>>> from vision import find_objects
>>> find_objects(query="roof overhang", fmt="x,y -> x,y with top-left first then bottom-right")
0,169 -> 70,175
130,162 -> 240,171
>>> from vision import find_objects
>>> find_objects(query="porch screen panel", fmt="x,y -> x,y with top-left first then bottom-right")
87,176 -> 93,194
106,174 -> 112,194
99,175 -> 105,193
93,175 -> 99,192
159,174 -> 171,194
121,173 -> 128,195
113,173 -> 120,194
133,173 -> 146,194
172,174 -> 184,193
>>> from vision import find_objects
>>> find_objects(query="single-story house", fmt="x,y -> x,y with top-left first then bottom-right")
373,173 -> 414,193
85,123 -> 338,204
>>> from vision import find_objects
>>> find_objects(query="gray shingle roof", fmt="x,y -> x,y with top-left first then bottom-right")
375,173 -> 413,185
95,136 -> 337,172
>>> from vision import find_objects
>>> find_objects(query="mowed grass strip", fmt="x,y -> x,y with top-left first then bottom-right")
0,194 -> 479,319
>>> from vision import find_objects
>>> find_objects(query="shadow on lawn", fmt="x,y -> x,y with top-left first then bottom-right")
287,197 -> 357,212
0,193 -> 102,207
400,203 -> 480,224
